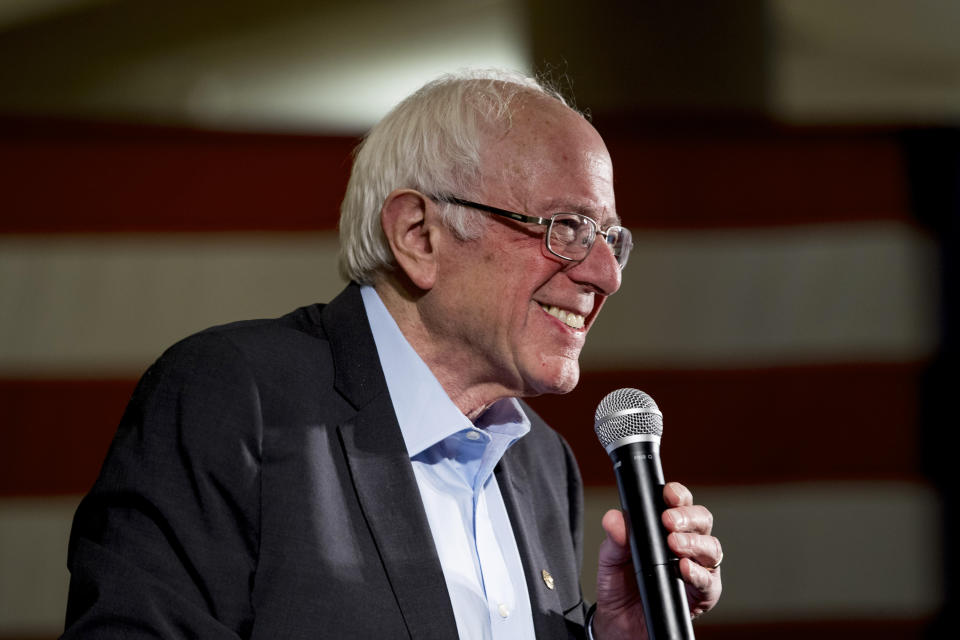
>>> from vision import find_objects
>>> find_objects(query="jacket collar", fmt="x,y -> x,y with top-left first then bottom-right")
321,283 -> 576,639
322,283 -> 460,639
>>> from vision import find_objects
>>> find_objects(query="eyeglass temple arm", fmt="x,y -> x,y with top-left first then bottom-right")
437,196 -> 552,227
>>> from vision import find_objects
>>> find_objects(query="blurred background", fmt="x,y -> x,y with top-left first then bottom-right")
0,0 -> 957,638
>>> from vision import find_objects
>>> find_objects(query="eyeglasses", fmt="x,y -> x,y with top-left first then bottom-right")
434,195 -> 632,269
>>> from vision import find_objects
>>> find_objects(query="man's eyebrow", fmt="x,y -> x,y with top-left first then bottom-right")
542,199 -> 619,225
565,204 -> 621,228
601,211 -> 623,228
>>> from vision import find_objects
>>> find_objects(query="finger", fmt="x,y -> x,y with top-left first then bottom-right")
679,556 -> 723,616
662,504 -> 714,534
679,556 -> 716,592
668,532 -> 723,570
664,481 -> 693,507
679,556 -> 722,618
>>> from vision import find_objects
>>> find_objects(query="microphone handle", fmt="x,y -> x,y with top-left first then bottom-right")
610,440 -> 695,640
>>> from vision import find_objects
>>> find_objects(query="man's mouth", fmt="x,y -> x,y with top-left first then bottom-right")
539,303 -> 585,329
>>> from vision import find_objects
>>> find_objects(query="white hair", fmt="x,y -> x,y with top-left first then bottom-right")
337,68 -> 574,285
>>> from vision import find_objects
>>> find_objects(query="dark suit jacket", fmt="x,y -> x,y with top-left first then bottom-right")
64,283 -> 588,639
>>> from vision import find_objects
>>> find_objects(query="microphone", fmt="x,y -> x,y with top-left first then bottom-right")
594,388 -> 694,640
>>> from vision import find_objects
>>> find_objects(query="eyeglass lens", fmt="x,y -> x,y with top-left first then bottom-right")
548,214 -> 630,267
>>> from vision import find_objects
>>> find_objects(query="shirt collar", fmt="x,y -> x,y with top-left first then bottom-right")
360,285 -> 530,457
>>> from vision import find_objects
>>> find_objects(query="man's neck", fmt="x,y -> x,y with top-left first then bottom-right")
373,281 -> 517,421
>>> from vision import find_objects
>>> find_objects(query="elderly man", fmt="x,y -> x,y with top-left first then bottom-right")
64,70 -> 721,639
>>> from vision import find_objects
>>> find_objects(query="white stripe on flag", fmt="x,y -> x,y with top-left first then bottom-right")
0,221 -> 938,376
0,483 -> 941,635
581,481 -> 942,623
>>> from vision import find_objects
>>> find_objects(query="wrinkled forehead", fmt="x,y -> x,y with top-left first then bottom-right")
478,95 -> 616,220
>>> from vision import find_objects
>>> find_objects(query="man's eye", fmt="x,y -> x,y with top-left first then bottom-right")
550,218 -> 580,242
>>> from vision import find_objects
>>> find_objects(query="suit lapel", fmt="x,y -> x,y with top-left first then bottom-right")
496,453 -> 571,639
322,285 -> 459,640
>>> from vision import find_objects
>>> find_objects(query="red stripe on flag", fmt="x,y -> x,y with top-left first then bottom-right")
527,362 -> 924,486
0,118 -> 358,234
1,118 -> 911,234
1,378 -> 137,496
604,127 -> 913,229
1,362 -> 923,496
693,618 -> 930,639
0,618 -> 932,640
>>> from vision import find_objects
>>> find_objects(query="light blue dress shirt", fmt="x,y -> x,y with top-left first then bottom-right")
361,286 -> 536,640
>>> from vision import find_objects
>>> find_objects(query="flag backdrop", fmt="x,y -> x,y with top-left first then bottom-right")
0,116 -> 951,638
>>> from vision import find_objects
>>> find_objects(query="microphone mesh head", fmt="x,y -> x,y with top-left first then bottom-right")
594,388 -> 663,448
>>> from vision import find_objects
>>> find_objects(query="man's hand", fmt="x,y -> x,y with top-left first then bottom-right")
592,482 -> 722,640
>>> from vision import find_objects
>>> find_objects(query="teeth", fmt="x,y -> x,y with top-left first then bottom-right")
540,304 -> 585,329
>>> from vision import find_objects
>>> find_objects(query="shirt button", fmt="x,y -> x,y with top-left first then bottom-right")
465,430 -> 481,441
497,603 -> 510,618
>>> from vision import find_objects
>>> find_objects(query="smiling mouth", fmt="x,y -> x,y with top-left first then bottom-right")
539,304 -> 586,329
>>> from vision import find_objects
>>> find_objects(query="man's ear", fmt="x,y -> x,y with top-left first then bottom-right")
380,189 -> 440,291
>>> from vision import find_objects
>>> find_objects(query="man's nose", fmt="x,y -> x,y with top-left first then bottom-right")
567,238 -> 622,296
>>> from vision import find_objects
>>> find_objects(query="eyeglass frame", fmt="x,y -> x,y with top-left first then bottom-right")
431,195 -> 632,270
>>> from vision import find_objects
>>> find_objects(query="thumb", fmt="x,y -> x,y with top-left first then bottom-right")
599,509 -> 632,566
596,509 -> 638,608
594,509 -> 649,639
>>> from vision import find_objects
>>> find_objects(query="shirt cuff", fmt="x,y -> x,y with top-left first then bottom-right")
585,603 -> 598,640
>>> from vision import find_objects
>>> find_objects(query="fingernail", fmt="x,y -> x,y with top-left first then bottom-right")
674,533 -> 689,548
669,511 -> 686,528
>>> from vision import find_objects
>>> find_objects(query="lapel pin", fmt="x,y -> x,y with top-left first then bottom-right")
541,569 -> 555,590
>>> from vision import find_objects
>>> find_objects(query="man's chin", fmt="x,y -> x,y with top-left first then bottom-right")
528,360 -> 580,396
